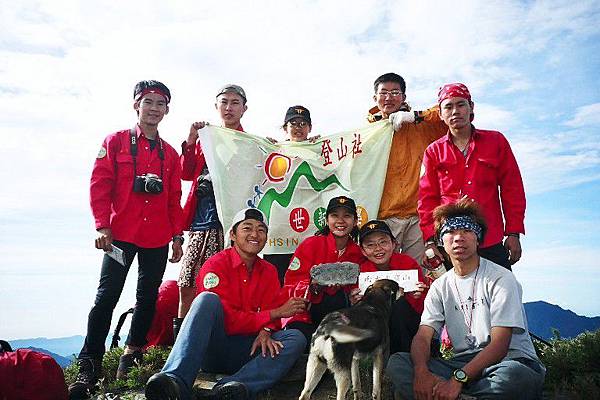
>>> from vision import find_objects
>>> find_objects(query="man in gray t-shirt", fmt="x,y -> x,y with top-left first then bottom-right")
386,199 -> 545,400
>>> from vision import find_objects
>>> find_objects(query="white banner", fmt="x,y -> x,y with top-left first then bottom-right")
200,120 -> 393,254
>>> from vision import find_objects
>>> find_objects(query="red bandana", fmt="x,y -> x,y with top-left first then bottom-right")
437,83 -> 471,105
135,88 -> 170,103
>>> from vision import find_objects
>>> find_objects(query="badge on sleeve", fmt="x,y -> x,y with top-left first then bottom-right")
288,257 -> 301,271
97,146 -> 107,159
203,272 -> 220,289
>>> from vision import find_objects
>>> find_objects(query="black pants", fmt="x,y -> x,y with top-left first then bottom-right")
285,290 -> 349,351
78,240 -> 168,359
389,297 -> 421,354
479,243 -> 511,270
263,253 -> 293,287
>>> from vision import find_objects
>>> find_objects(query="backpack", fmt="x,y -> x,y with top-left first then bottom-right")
111,280 -> 180,349
0,340 -> 68,400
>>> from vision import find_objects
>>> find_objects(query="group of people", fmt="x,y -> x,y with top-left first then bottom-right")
67,73 -> 545,400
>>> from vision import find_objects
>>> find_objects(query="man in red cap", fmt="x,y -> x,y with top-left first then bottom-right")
69,80 -> 184,399
417,83 -> 525,270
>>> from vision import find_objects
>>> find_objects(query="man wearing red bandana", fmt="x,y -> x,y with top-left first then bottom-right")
69,80 -> 184,399
417,83 -> 526,270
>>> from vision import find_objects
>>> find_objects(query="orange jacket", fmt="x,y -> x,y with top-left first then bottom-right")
367,105 -> 447,219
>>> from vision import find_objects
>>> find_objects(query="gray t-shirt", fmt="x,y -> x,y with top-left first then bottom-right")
421,258 -> 540,362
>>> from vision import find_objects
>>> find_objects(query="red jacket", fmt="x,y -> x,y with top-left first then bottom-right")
90,126 -> 183,248
283,233 -> 366,326
196,247 -> 286,335
360,253 -> 426,314
181,125 -> 244,230
418,128 -> 525,248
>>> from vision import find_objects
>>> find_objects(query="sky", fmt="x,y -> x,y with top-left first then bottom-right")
1,0 -> 599,341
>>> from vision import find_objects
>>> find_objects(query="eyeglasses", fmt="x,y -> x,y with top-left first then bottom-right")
287,120 -> 309,128
376,90 -> 404,97
362,239 -> 393,251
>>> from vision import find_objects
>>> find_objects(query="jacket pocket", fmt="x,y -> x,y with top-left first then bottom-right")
475,157 -> 498,187
436,160 -> 457,194
115,154 -> 134,178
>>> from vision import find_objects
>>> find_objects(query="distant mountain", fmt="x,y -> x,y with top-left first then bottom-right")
524,301 -> 600,340
9,335 -> 84,358
24,347 -> 74,368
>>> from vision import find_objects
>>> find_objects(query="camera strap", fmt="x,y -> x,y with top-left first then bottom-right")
129,127 -> 164,178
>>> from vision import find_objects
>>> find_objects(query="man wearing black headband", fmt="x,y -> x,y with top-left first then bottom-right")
387,199 -> 544,400
69,80 -> 184,399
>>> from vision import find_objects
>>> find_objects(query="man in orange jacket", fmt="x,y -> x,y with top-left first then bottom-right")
367,73 -> 447,265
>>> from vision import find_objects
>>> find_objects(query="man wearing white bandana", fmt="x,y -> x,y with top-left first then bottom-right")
386,199 -> 544,400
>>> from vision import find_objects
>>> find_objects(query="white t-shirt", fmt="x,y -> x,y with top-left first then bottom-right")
421,258 -> 540,361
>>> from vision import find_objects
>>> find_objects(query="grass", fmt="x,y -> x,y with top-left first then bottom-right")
65,330 -> 600,399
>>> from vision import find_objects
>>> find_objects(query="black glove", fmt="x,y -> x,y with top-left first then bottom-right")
195,178 -> 213,198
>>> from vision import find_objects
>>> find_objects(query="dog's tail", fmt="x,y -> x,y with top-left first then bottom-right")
329,326 -> 374,343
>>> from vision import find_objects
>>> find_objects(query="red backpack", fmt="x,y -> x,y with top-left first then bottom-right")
0,340 -> 68,400
111,280 -> 181,349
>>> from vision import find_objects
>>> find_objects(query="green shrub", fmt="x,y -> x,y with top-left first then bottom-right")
536,329 -> 600,399
64,346 -> 171,396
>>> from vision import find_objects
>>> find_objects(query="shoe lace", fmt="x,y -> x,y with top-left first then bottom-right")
76,359 -> 98,383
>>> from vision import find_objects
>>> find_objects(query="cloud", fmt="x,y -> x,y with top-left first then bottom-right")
515,244 -> 600,317
511,126 -> 600,194
565,103 -> 600,127
2,0 -> 600,337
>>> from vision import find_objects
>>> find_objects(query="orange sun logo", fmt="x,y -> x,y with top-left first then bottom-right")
264,153 -> 292,182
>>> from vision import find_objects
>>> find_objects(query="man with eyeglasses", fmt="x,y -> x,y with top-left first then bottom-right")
350,219 -> 428,354
367,73 -> 447,267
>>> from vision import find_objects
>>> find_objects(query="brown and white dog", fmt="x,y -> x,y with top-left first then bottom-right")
298,279 -> 402,400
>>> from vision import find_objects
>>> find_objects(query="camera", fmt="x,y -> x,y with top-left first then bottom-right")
133,173 -> 163,194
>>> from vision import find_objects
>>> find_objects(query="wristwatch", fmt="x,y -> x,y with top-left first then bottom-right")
172,235 -> 185,244
262,327 -> 273,333
452,369 -> 469,384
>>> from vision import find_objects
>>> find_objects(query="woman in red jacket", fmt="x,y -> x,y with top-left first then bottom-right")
353,219 -> 428,353
283,195 -> 366,344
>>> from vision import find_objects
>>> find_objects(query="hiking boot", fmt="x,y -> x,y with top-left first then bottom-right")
145,372 -> 181,400
196,381 -> 250,400
68,358 -> 102,400
115,349 -> 143,380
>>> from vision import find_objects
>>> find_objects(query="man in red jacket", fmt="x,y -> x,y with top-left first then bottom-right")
69,80 -> 184,399
145,208 -> 307,400
418,83 -> 525,270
